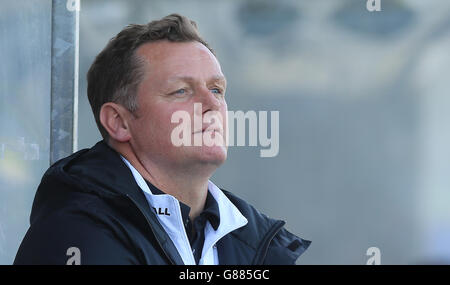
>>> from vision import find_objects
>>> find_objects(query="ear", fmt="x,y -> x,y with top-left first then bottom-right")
99,102 -> 132,143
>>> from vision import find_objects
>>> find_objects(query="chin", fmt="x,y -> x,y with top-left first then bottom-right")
194,145 -> 227,165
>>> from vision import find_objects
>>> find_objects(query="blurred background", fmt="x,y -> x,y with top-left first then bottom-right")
1,0 -> 450,264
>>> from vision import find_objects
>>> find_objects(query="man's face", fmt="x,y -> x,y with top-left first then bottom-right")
128,40 -> 228,172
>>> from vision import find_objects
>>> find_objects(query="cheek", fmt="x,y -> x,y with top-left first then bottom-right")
133,104 -> 173,142
152,103 -> 192,139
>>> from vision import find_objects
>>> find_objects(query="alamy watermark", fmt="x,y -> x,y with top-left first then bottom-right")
66,0 -> 80,12
366,246 -> 381,265
170,103 -> 279,158
366,0 -> 381,12
66,246 -> 81,265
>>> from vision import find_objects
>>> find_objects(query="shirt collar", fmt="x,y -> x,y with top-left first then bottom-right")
202,191 -> 220,230
144,180 -> 220,230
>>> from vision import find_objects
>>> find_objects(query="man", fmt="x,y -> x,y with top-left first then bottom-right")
14,14 -> 310,265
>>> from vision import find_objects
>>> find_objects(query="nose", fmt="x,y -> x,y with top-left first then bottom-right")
197,86 -> 222,115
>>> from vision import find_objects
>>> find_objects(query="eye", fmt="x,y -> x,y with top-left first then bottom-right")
211,88 -> 223,94
174,89 -> 186,94
170,88 -> 189,96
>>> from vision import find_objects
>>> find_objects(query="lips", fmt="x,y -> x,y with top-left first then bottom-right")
193,125 -> 223,134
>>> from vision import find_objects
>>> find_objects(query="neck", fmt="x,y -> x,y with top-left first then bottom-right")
111,141 -> 213,220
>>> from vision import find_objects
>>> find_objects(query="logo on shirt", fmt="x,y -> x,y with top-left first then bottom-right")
153,207 -> 171,216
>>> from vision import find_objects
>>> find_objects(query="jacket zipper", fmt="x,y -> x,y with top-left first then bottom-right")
125,194 -> 176,265
253,221 -> 285,265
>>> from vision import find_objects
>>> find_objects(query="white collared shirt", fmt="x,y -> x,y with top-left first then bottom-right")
120,156 -> 248,265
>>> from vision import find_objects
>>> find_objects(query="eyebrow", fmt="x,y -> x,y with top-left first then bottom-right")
167,75 -> 227,85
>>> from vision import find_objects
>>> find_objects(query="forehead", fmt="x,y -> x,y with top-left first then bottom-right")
135,40 -> 223,79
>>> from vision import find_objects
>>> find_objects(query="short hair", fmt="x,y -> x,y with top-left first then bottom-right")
87,13 -> 214,140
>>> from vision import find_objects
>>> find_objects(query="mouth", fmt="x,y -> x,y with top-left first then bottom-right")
193,126 -> 223,135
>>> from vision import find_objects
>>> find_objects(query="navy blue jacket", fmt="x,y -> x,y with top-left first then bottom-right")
14,141 -> 310,265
